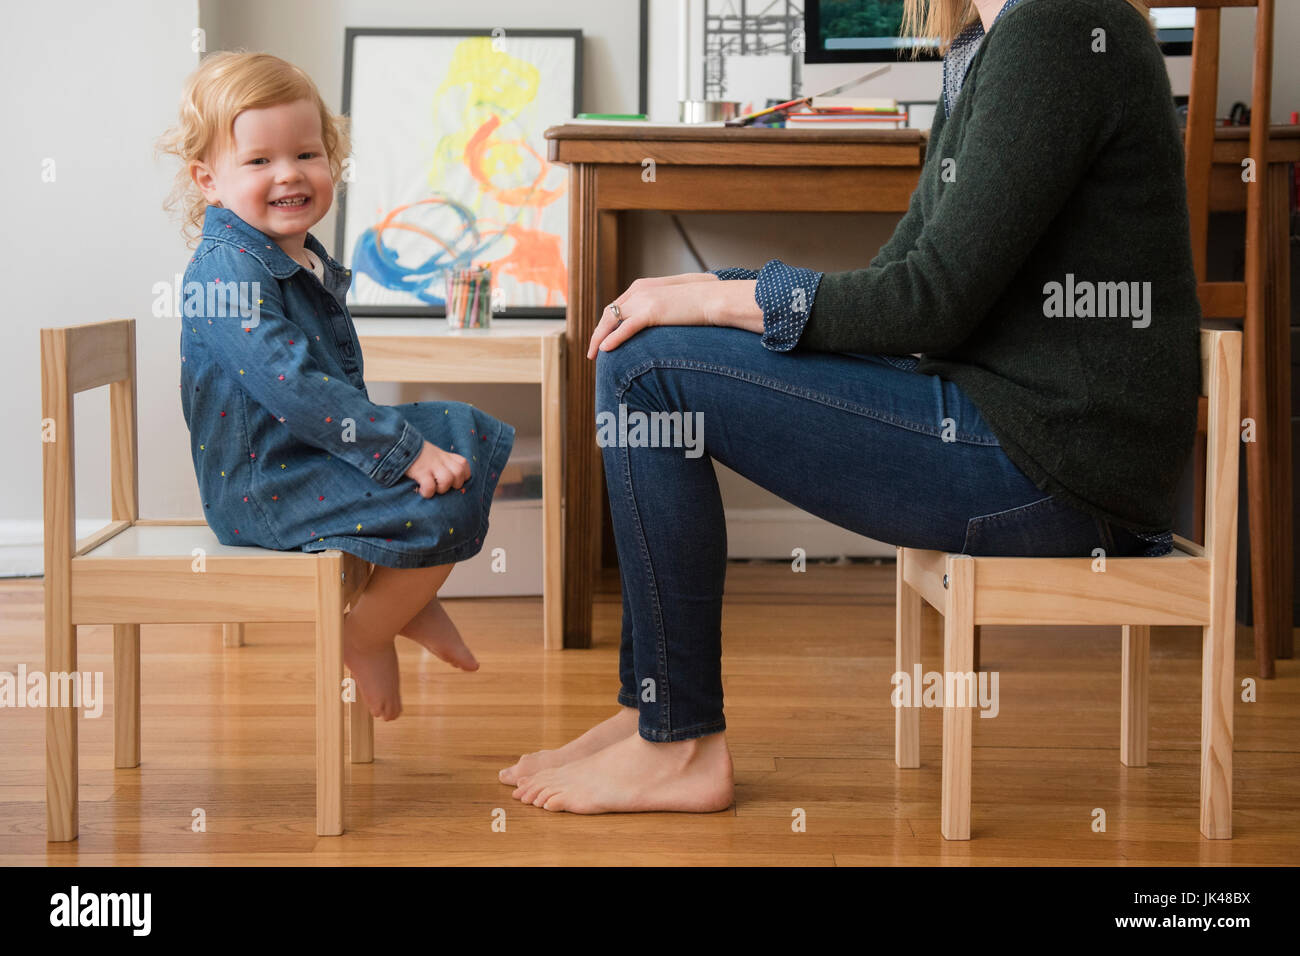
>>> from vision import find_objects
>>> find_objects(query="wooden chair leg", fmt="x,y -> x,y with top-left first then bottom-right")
895,549 -> 921,768
350,685 -> 374,764
222,623 -> 245,647
1120,625 -> 1149,767
541,329 -> 565,651
45,619 -> 78,842
1200,618 -> 1234,838
941,555 -> 975,840
113,623 -> 140,769
316,553 -> 345,836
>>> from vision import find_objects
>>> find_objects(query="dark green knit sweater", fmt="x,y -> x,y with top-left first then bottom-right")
798,0 -> 1201,534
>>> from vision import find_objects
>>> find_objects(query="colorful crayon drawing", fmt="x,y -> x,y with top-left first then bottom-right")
342,33 -> 577,311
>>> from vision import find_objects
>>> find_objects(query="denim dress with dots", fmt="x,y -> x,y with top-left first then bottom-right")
179,204 -> 516,569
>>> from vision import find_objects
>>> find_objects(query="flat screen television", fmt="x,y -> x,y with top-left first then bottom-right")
803,1 -> 1197,63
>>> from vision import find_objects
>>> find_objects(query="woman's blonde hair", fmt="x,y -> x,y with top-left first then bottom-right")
900,0 -> 1155,59
155,51 -> 351,247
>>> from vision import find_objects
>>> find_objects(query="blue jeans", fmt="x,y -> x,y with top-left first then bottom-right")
595,325 -> 1153,743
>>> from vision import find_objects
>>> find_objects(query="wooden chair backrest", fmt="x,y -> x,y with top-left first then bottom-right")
40,319 -> 139,576
1201,326 -> 1242,570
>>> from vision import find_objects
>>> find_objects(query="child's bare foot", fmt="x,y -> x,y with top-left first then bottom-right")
499,706 -> 639,785
399,597 -> 478,671
343,615 -> 401,721
511,731 -> 734,814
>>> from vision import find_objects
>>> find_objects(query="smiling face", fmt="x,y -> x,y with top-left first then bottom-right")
191,98 -> 334,257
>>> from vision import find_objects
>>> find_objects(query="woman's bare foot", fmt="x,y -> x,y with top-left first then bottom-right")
343,621 -> 401,721
399,597 -> 478,671
510,730 -> 734,814
499,706 -> 639,785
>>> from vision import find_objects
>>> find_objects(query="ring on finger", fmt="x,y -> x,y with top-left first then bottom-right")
609,302 -> 622,324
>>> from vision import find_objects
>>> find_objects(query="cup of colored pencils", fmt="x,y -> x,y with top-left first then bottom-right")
444,264 -> 493,329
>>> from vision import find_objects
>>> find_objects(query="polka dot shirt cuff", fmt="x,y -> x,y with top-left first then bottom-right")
754,259 -> 823,353
710,267 -> 761,281
370,419 -> 423,487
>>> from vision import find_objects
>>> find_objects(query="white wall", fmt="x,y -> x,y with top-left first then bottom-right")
2,0 -> 1294,568
0,0 -> 200,569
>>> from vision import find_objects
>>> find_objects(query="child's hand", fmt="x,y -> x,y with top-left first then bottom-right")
404,440 -> 471,498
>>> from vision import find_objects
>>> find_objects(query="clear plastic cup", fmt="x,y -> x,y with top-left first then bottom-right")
444,265 -> 493,329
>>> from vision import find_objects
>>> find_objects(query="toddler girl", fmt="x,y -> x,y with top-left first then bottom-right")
157,51 -> 517,721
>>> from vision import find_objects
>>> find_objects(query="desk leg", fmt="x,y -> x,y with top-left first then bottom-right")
1242,163 -> 1294,678
563,166 -> 608,648
1264,163 -> 1294,662
542,331 -> 565,650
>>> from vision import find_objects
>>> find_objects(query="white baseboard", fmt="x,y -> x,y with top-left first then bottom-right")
0,508 -> 892,581
0,519 -> 107,578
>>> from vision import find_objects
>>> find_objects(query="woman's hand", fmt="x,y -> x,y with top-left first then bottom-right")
586,273 -> 722,358
403,440 -> 471,498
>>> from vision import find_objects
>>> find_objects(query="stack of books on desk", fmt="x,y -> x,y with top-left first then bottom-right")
785,95 -> 906,129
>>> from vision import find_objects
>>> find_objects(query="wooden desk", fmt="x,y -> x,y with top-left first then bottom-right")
354,318 -> 566,649
546,123 -> 1297,653
546,126 -> 924,649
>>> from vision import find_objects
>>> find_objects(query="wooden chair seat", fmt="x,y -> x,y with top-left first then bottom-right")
899,539 -> 1209,628
79,521 -> 261,558
70,519 -> 372,624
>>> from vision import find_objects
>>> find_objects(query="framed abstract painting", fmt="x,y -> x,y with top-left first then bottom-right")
338,28 -> 582,317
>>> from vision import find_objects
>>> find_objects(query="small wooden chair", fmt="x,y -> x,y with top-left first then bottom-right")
41,318 -> 375,840
895,328 -> 1240,840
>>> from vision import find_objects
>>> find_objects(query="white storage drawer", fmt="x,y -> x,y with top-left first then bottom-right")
439,434 -> 544,597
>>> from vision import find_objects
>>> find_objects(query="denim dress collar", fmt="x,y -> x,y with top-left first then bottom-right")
200,203 -> 352,303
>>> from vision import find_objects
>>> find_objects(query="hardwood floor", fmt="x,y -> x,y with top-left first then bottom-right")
1,561 -> 1296,865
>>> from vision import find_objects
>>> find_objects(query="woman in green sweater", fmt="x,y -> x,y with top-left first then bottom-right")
502,0 -> 1200,814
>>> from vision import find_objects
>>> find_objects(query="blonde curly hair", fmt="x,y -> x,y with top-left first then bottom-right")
156,51 -> 351,248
